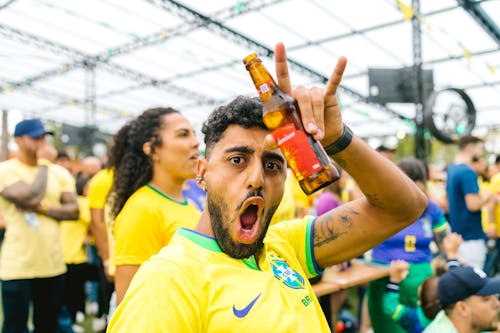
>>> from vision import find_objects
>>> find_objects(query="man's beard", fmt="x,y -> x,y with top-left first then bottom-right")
207,190 -> 278,259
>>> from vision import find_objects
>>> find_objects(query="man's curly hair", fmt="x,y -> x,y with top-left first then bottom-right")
109,107 -> 179,218
202,96 -> 266,158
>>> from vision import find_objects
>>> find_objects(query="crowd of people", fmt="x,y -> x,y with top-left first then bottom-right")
0,42 -> 499,333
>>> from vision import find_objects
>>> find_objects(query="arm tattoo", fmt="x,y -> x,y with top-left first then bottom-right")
339,207 -> 359,227
314,221 -> 346,247
45,192 -> 79,221
314,207 -> 359,248
364,193 -> 384,208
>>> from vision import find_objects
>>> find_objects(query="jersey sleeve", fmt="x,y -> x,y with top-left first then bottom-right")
270,216 -> 322,278
428,200 -> 449,232
113,203 -> 166,266
0,162 -> 19,192
382,282 -> 404,319
88,169 -> 113,209
52,164 -> 76,193
460,167 -> 480,195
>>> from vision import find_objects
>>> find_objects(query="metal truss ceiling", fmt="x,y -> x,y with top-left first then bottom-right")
0,0 -> 498,142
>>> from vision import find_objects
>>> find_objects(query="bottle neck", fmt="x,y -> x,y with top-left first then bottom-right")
246,62 -> 279,103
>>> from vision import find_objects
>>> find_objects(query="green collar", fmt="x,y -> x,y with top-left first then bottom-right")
177,228 -> 260,270
146,183 -> 188,205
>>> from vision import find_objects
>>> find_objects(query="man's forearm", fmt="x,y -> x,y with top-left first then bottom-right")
0,165 -> 48,208
313,135 -> 427,266
332,136 -> 426,221
40,203 -> 80,221
36,192 -> 79,221
465,192 -> 489,212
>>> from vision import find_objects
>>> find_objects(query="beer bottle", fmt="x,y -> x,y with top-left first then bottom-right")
243,53 -> 339,195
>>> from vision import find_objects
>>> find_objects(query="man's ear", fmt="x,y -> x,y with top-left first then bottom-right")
456,300 -> 471,316
143,141 -> 152,156
196,158 -> 206,178
196,157 -> 207,189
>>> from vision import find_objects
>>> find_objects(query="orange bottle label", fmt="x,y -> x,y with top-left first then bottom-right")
272,123 -> 322,181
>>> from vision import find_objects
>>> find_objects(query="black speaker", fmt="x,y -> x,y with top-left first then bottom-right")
368,67 -> 434,104
60,124 -> 109,148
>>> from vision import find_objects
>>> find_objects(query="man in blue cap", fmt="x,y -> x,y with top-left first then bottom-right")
0,118 -> 79,333
423,266 -> 500,332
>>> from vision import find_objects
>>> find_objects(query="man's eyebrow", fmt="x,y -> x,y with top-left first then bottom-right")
225,146 -> 254,154
264,152 -> 285,165
224,147 -> 285,164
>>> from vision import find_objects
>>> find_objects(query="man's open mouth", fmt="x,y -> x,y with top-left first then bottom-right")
236,198 -> 263,242
240,204 -> 258,232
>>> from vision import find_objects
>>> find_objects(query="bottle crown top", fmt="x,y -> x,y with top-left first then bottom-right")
243,53 -> 260,67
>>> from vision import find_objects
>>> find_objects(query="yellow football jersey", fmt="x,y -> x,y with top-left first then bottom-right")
108,216 -> 330,332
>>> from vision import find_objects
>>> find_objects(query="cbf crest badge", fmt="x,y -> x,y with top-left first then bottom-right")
270,259 -> 305,289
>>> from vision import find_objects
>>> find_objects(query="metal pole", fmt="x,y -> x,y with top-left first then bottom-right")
2,110 -> 8,161
412,0 -> 428,161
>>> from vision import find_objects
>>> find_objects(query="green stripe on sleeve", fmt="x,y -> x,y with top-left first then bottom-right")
305,216 -> 322,276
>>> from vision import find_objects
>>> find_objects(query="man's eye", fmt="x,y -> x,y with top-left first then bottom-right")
265,161 -> 282,171
230,156 -> 243,165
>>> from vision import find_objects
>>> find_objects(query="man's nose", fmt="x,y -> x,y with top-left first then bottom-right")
246,161 -> 264,190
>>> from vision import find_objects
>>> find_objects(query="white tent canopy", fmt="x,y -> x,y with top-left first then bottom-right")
0,0 -> 498,143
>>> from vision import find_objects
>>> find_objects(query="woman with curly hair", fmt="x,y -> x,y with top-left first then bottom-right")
109,107 -> 201,304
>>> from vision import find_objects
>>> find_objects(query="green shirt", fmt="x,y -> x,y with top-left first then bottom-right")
423,310 -> 457,333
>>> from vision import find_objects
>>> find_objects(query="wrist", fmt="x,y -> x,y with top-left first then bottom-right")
386,281 -> 400,292
324,124 -> 353,156
38,200 -> 49,214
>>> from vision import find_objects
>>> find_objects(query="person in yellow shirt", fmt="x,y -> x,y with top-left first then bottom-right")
109,107 -> 201,304
483,164 -> 500,276
484,159 -> 500,238
87,167 -> 115,329
88,167 -> 115,279
0,119 -> 79,333
108,43 -> 427,332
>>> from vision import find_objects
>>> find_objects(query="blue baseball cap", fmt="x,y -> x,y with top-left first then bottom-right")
438,266 -> 500,306
13,119 -> 53,138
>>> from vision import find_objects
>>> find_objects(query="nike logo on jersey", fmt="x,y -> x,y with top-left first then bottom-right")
232,293 -> 261,318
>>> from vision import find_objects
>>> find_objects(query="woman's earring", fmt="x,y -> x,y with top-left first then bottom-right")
196,175 -> 203,184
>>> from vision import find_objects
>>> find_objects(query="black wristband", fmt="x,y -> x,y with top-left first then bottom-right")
324,124 -> 353,155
